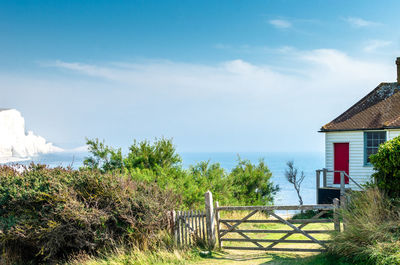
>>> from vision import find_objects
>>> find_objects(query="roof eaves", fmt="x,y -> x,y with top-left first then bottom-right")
319,126 -> 400,133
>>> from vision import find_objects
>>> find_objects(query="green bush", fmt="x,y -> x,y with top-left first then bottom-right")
227,157 -> 278,205
370,136 -> 400,198
83,138 -> 279,208
329,188 -> 400,265
0,164 -> 179,263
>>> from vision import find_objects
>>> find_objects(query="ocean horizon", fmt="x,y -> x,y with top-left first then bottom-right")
4,151 -> 324,206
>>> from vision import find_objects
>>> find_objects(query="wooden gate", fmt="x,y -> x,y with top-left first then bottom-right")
216,200 -> 340,252
174,210 -> 208,246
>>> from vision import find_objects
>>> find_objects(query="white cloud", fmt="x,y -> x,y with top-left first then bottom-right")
2,50 -> 394,152
363,40 -> 392,52
269,19 -> 292,29
344,17 -> 380,28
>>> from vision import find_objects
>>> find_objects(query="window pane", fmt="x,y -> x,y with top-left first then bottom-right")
365,131 -> 387,164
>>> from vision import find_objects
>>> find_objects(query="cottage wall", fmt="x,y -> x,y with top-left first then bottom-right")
325,129 -> 400,189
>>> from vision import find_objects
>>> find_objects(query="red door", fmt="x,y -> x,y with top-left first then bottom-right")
334,143 -> 349,184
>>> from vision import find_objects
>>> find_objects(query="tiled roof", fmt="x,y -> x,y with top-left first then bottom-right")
321,82 -> 400,131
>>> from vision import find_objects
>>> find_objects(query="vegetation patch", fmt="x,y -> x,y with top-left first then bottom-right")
0,164 -> 179,264
83,137 -> 279,208
329,188 -> 400,265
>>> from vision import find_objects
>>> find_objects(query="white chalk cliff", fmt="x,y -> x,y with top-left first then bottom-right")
0,109 -> 62,162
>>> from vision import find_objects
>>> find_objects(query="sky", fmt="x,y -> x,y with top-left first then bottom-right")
1,0 -> 400,152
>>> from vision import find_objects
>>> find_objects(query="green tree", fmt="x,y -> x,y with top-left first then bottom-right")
82,138 -> 279,208
227,157 -> 279,205
83,138 -> 123,173
370,136 -> 400,198
124,137 -> 181,172
83,137 -> 181,173
188,161 -> 230,206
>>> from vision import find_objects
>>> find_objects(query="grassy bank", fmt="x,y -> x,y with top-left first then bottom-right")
67,248 -> 203,265
66,211 -> 341,265
66,248 -> 356,265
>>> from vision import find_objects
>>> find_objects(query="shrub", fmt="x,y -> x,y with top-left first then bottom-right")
227,157 -> 279,205
83,138 -> 279,208
0,164 -> 179,263
370,136 -> 400,198
329,188 -> 400,264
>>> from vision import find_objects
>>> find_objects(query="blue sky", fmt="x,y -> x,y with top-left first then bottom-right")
1,0 -> 400,152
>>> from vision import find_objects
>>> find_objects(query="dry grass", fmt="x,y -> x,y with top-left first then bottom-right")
67,247 -> 201,265
329,188 -> 400,264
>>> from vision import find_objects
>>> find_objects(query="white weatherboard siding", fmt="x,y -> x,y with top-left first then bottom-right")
325,129 -> 400,190
387,129 -> 400,140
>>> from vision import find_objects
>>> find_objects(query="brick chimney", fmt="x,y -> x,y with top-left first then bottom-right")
396,57 -> 400,84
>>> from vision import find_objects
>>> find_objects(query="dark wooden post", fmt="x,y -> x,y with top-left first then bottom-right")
176,211 -> 181,246
205,191 -> 216,249
316,170 -> 321,204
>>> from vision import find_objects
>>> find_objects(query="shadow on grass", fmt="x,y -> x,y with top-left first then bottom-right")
260,253 -> 356,265
200,251 -> 357,265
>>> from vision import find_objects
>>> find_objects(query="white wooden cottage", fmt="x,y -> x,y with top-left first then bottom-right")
316,57 -> 400,203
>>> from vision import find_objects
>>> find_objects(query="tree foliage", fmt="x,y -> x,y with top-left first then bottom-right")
82,138 -> 279,208
124,138 -> 181,171
83,138 -> 123,173
370,136 -> 400,198
228,157 -> 279,205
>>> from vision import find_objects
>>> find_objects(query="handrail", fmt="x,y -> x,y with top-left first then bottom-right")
316,169 -> 364,208
322,169 -> 363,190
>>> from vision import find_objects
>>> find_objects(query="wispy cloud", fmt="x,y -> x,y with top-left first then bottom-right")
363,40 -> 392,52
34,50 -> 393,152
269,19 -> 292,29
344,17 -> 380,28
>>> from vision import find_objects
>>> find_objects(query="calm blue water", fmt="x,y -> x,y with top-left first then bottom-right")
8,151 -> 324,206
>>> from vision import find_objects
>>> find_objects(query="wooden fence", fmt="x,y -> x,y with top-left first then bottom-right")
216,199 -> 340,252
172,191 -> 215,247
174,210 -> 207,246
172,191 -> 341,252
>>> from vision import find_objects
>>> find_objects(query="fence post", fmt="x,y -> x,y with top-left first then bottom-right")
215,201 -> 222,249
323,168 -> 327,187
171,210 -> 177,244
205,191 -> 216,249
340,172 -> 346,209
333,198 -> 340,232
316,170 -> 320,204
176,211 -> 181,246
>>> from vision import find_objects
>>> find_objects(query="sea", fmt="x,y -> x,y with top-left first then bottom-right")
5,151 -> 324,206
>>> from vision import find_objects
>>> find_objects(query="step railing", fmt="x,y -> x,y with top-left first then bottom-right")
316,169 -> 364,206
